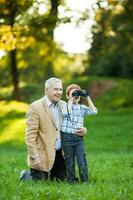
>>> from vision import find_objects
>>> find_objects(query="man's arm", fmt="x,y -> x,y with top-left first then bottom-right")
25,105 -> 43,170
75,127 -> 87,137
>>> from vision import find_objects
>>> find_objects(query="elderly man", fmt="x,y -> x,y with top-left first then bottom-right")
24,77 -> 86,181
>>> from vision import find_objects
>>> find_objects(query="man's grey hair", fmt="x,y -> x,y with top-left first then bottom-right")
45,77 -> 62,88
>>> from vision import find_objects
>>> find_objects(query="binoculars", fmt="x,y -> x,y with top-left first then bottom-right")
72,90 -> 89,97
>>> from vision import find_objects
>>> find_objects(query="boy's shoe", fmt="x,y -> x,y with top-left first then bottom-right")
68,177 -> 79,184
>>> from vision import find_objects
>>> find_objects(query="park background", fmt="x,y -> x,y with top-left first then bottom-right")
0,0 -> 133,199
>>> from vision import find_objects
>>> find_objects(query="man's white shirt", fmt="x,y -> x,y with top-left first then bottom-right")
44,95 -> 61,150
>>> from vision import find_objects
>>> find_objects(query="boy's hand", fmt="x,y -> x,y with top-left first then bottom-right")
69,89 -> 76,101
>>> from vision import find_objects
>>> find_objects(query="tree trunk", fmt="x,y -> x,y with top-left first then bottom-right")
44,0 -> 59,80
9,49 -> 20,100
8,6 -> 20,100
49,0 -> 59,37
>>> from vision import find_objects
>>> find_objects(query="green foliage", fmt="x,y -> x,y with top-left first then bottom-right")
62,77 -> 133,110
1,76 -> 133,109
96,78 -> 133,109
0,0 -> 34,51
0,0 -> 60,99
88,0 -> 133,78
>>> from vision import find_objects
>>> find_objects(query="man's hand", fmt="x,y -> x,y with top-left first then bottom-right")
75,127 -> 87,137
34,157 -> 43,171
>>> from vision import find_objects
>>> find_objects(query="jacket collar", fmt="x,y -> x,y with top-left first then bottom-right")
42,97 -> 62,129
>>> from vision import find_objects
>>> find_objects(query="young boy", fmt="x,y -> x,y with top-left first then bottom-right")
61,84 -> 97,183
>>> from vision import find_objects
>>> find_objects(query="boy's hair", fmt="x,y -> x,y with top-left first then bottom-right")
45,77 -> 62,88
66,84 -> 81,96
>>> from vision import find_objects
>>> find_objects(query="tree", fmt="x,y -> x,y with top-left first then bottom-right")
44,0 -> 59,80
0,0 -> 61,100
88,0 -> 133,78
0,0 -> 33,100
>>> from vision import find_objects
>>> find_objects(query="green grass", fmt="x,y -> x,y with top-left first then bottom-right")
0,99 -> 133,200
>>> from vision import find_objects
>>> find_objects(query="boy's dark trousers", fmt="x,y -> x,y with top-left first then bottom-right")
61,132 -> 89,183
30,148 -> 66,181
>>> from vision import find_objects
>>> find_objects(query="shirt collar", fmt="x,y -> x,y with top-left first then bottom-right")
44,95 -> 59,107
73,101 -> 78,105
44,95 -> 52,107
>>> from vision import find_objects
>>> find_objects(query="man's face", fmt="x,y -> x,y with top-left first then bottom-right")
45,82 -> 63,103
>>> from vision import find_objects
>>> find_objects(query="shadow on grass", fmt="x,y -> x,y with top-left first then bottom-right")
0,111 -> 25,135
0,140 -> 26,152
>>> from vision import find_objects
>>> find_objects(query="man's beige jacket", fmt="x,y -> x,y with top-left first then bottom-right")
25,97 -> 63,172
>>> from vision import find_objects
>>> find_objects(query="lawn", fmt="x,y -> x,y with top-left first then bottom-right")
0,100 -> 133,200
